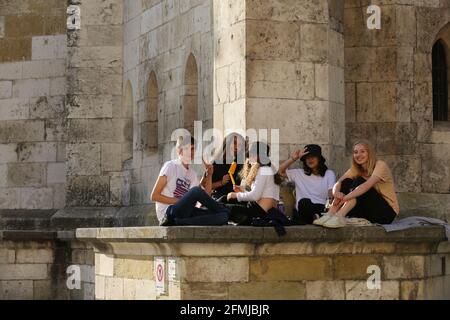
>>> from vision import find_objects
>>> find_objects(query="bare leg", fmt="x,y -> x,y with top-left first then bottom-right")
335,199 -> 357,217
328,199 -> 344,214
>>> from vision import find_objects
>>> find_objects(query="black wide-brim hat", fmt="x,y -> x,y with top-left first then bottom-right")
300,144 -> 326,162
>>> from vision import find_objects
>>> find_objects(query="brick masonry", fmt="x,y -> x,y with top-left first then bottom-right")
0,0 -> 67,210
0,232 -> 94,300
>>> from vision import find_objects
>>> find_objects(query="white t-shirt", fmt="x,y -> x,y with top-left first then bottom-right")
155,159 -> 199,222
237,166 -> 280,202
286,168 -> 336,206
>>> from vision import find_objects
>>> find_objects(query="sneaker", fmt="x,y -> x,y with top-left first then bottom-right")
322,215 -> 347,229
313,213 -> 333,226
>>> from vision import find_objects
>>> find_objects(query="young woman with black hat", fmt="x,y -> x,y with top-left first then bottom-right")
278,144 -> 336,224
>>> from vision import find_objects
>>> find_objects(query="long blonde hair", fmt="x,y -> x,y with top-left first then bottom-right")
239,159 -> 260,187
348,140 -> 377,178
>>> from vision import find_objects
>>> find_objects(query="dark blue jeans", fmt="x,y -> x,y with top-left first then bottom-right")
167,187 -> 230,226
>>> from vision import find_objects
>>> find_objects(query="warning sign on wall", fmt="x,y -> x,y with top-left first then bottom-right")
154,258 -> 166,295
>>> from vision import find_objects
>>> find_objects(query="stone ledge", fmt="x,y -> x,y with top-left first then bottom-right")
0,205 -> 159,231
76,225 -> 447,244
0,230 -> 57,241
0,210 -> 57,231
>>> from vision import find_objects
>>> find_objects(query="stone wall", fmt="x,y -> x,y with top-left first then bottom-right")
0,231 -> 94,300
121,0 -> 214,207
213,0 -> 347,175
0,0 -> 68,210
65,0 -> 126,207
344,0 -> 450,194
77,226 -> 450,300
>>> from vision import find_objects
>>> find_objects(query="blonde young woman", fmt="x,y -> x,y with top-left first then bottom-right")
314,140 -> 399,228
224,141 -> 281,225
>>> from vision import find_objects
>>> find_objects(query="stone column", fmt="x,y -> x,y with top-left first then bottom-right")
213,0 -> 346,172
66,0 -> 124,207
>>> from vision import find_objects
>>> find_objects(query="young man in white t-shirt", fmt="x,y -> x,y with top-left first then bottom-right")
278,144 -> 336,224
151,136 -> 230,226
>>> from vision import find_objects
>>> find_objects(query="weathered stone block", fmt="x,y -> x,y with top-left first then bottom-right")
0,188 -> 20,209
247,20 -> 300,61
31,35 -> 67,60
22,60 -> 66,79
181,257 -> 249,283
345,280 -> 399,300
0,144 -> 18,163
95,253 -> 114,277
250,256 -> 332,281
67,143 -> 101,176
47,162 -> 66,184
114,257 -> 153,279
17,142 -> 57,163
66,176 -> 110,207
104,277 -> 124,300
0,81 -> 12,98
16,249 -> 54,264
334,256 -> 381,280
246,0 -> 328,23
33,280 -> 54,300
7,163 -> 46,187
29,96 -> 65,120
229,281 -> 306,300
0,264 -> 48,280
0,280 -> 34,300
301,23 -> 328,63
383,256 -> 426,280
95,275 -> 106,300
181,282 -> 229,300
20,187 -> 54,209
306,281 -> 346,300
247,60 -> 314,100
13,79 -> 50,98
400,280 -> 425,300
0,248 -> 15,264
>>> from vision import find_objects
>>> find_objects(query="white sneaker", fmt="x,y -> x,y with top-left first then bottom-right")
323,215 -> 347,229
313,213 -> 333,226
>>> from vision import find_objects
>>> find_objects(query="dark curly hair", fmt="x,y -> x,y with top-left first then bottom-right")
301,155 -> 328,177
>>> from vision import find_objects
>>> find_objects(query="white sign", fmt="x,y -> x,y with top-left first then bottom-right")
154,258 -> 166,295
168,259 -> 177,282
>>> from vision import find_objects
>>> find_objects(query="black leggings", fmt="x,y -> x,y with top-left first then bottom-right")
217,196 -> 266,225
293,199 -> 325,225
341,177 -> 396,224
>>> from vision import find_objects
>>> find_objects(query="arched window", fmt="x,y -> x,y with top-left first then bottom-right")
432,40 -> 448,121
141,71 -> 159,151
183,54 -> 198,135
123,81 -> 134,162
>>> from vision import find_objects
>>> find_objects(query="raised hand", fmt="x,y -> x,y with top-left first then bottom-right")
202,157 -> 214,176
291,148 -> 309,161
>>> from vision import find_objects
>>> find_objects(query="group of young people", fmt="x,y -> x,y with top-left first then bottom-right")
151,133 -> 399,229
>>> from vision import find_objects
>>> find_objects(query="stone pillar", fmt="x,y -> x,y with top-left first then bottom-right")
213,0 -> 346,172
66,0 -> 124,207
213,0 -> 247,134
